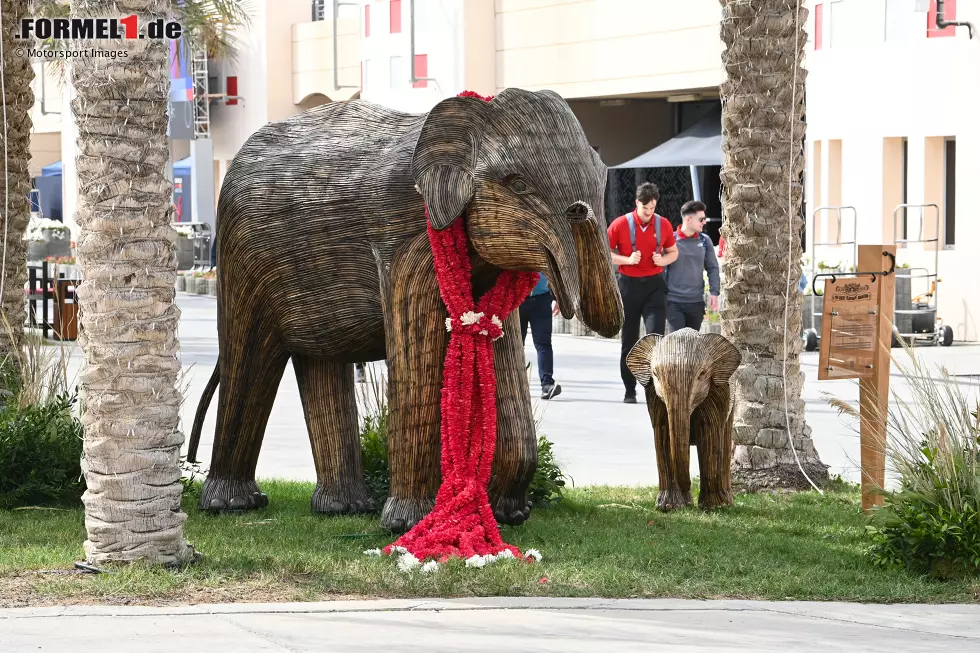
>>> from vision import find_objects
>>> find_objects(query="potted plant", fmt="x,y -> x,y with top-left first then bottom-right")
26,229 -> 46,261
194,271 -> 209,295
173,224 -> 196,271
204,269 -> 217,296
45,255 -> 78,281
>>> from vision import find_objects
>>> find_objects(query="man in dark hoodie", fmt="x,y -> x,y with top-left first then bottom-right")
665,200 -> 720,333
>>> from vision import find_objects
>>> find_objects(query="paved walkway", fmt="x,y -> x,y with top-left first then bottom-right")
52,293 -> 980,486
3,597 -> 980,651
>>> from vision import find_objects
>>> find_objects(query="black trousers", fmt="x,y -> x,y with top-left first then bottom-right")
667,300 -> 706,333
618,273 -> 667,395
520,292 -> 555,387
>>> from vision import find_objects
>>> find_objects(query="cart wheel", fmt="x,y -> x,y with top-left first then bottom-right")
939,325 -> 954,347
803,329 -> 818,352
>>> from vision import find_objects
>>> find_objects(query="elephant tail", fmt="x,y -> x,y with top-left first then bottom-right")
187,361 -> 220,464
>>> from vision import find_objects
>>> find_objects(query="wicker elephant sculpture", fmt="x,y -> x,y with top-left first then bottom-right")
186,88 -> 624,533
625,328 -> 741,511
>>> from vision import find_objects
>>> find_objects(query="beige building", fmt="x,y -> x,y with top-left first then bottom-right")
27,0 -> 979,341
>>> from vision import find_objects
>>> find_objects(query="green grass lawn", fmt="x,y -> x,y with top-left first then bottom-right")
2,481 -> 978,607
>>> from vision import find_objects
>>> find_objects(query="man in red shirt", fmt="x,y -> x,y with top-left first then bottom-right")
607,182 -> 678,403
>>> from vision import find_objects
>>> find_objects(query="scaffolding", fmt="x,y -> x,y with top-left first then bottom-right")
191,37 -> 210,138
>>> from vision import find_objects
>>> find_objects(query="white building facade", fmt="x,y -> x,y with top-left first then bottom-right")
806,0 -> 979,342
26,0 -> 979,340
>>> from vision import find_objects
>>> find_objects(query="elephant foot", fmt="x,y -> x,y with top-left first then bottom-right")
492,495 -> 533,526
379,497 -> 435,534
311,482 -> 377,516
199,476 -> 269,513
698,487 -> 734,511
656,486 -> 692,512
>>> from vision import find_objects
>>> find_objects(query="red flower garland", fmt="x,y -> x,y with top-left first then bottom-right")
381,91 -> 540,565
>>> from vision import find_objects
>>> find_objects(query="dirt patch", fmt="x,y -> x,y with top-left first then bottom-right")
0,571 -> 376,609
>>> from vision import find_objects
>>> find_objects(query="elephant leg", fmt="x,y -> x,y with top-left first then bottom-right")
379,239 -> 448,533
695,404 -> 735,510
488,310 -> 537,526
294,356 -> 374,515
199,334 -> 289,513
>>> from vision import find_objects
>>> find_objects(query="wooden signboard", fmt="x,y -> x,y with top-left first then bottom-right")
818,276 -> 880,381
813,245 -> 897,513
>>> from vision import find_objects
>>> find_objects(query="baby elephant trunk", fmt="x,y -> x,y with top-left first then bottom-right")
666,401 -> 693,497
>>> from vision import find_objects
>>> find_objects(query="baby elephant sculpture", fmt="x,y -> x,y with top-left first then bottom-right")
625,328 -> 741,511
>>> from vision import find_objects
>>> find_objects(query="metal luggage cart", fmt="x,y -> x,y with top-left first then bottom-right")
891,204 -> 953,347
802,205 -> 858,352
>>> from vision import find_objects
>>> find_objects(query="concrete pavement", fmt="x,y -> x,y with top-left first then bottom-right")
51,292 -> 980,487
3,597 -> 980,651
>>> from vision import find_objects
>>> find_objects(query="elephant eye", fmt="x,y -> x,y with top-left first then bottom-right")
506,175 -> 533,195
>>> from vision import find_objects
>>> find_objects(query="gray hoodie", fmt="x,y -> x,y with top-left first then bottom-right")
665,229 -> 720,304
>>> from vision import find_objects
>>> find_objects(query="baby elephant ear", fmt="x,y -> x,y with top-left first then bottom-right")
411,95 -> 492,230
701,333 -> 741,385
626,334 -> 663,387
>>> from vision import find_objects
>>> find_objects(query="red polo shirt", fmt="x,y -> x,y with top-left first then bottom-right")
676,225 -> 696,240
607,211 -> 676,278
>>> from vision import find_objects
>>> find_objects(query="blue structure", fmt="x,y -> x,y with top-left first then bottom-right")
172,156 -> 193,222
41,160 -> 63,176
34,161 -> 64,221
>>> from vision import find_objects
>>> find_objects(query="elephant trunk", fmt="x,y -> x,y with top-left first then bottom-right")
567,210 -> 623,338
664,401 -> 693,504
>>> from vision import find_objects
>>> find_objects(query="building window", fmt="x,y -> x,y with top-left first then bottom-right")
886,0 -> 928,42
944,137 -> 956,246
928,0 -> 958,38
814,3 -> 824,49
390,0 -> 402,33
412,54 -> 428,88
389,56 -> 408,91
902,137 -> 909,240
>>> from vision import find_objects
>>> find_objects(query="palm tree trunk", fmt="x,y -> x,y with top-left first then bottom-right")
71,0 -> 196,565
718,0 -> 829,490
0,0 -> 35,380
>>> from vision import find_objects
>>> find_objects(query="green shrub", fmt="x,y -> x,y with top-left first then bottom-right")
529,433 -> 569,507
826,348 -> 980,577
0,389 -> 85,509
360,411 -> 390,508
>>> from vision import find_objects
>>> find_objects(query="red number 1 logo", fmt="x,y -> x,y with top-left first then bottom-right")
120,14 -> 138,39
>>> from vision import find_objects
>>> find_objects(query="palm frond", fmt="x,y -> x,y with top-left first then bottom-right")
174,0 -> 254,66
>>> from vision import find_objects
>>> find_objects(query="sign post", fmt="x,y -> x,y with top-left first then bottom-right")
817,245 -> 896,513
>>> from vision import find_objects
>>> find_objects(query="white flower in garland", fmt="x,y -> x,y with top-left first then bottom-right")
420,560 -> 440,574
396,552 -> 421,572
524,549 -> 542,562
460,311 -> 485,325
445,312 -> 505,340
465,554 -> 492,568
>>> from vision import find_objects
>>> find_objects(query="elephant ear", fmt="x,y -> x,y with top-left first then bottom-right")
625,333 -> 663,387
411,95 -> 493,230
701,333 -> 741,385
